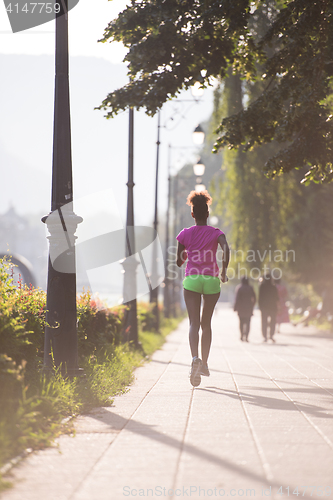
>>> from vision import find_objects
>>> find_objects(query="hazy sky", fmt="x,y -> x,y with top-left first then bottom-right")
0,0 -> 216,301
0,0 -> 129,62
0,0 -> 214,227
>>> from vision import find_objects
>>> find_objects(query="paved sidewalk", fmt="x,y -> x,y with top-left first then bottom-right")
2,305 -> 333,500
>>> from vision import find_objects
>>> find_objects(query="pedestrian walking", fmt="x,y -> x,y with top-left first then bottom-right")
176,190 -> 229,387
258,273 -> 279,342
234,276 -> 256,342
275,278 -> 290,332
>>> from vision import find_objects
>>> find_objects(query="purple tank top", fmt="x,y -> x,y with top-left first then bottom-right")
176,225 -> 224,277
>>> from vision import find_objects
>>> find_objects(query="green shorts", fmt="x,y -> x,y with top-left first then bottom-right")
183,274 -> 221,295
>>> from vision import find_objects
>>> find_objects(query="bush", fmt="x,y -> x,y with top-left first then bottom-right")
0,354 -> 26,410
77,291 -> 126,357
0,258 -> 46,372
137,301 -> 159,331
0,354 -> 63,466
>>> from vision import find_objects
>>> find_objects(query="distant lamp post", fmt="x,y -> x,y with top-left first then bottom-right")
121,107 -> 139,345
163,144 -> 172,319
149,111 -> 160,332
192,124 -> 205,145
195,184 -> 206,192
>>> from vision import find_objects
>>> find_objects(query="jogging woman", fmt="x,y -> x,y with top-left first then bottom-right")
176,190 -> 229,387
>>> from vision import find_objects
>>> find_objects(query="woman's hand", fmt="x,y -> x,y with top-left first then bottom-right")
220,269 -> 229,283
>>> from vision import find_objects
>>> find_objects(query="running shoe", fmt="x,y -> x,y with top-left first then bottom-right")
200,364 -> 210,377
189,357 -> 202,387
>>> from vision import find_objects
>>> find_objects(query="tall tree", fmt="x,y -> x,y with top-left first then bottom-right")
208,2 -> 333,292
211,73 -> 333,292
211,74 -> 295,271
214,0 -> 333,184
98,0 -> 333,183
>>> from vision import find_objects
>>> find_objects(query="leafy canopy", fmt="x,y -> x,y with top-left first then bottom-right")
99,0 -> 255,111
98,0 -> 333,183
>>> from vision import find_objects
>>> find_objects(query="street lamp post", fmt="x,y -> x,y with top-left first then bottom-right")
121,107 -> 139,345
149,111 -> 160,331
171,171 -> 181,316
42,0 -> 83,376
163,144 -> 172,318
171,171 -> 188,315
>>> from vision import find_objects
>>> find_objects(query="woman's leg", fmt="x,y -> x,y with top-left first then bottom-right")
184,289 -> 202,358
201,292 -> 220,365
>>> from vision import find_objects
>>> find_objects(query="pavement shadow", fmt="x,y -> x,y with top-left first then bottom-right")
82,408 -> 295,494
215,341 -> 314,349
150,358 -> 289,382
246,341 -> 315,348
199,386 -> 333,419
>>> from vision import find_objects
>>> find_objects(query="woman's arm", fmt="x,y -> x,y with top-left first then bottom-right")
218,234 -> 230,283
176,241 -> 187,267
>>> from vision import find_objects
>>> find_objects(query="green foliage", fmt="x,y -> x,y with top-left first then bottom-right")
139,316 -> 181,356
0,355 -> 62,467
98,0 -> 333,183
80,345 -> 141,408
77,291 -> 125,356
136,301 -> 157,332
210,61 -> 333,293
0,355 -> 26,410
98,0 -> 254,116
0,349 -> 141,470
283,177 -> 333,292
0,257 -> 46,371
213,0 -> 333,183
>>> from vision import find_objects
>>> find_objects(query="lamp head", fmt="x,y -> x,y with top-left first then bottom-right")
193,124 -> 205,145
